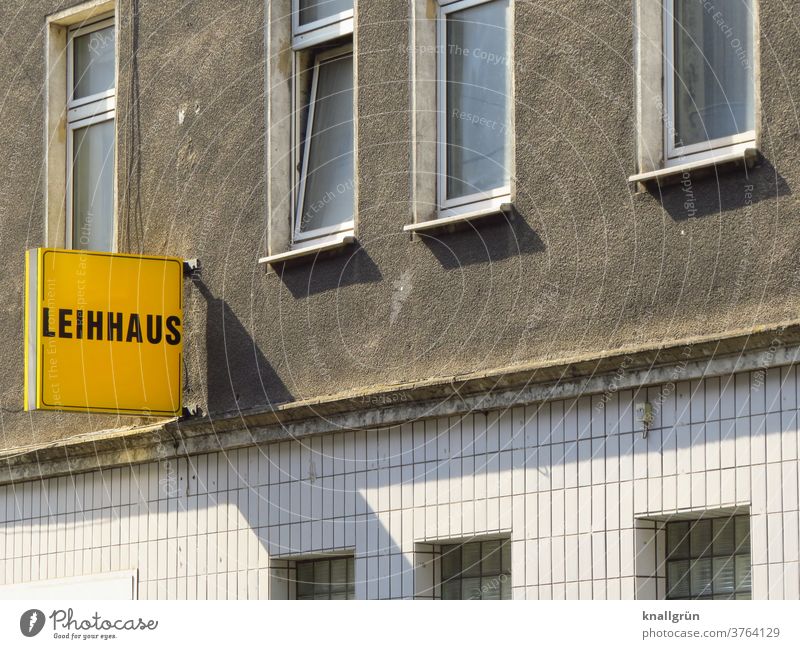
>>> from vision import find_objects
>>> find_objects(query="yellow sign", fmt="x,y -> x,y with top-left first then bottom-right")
25,248 -> 184,416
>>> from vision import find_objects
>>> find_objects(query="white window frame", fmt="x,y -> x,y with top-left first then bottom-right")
292,0 -> 354,50
65,14 -> 116,250
437,0 -> 512,219
663,0 -> 756,165
287,1 -> 355,250
292,44 -> 355,247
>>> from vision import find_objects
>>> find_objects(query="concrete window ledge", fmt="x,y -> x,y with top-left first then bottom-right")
259,233 -> 355,268
628,146 -> 758,184
404,202 -> 513,234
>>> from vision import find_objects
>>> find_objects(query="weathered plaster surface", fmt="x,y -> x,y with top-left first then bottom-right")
1,1 -> 799,452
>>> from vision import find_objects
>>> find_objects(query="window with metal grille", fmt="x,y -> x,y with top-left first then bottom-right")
440,539 -> 511,600
665,515 -> 751,600
295,557 -> 355,600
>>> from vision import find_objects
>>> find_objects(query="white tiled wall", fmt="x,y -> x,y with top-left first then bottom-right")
1,365 -> 799,599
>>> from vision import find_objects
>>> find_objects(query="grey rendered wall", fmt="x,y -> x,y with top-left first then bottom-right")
1,0 -> 800,450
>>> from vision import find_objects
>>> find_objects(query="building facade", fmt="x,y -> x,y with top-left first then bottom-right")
1,0 -> 799,599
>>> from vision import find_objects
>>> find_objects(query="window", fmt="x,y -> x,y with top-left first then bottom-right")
665,516 -> 751,600
292,0 -> 354,48
440,539 -> 511,600
291,1 -> 355,248
294,46 -> 355,245
629,0 -> 758,182
295,557 -> 355,600
438,0 -> 512,217
262,0 -> 357,265
66,15 -> 116,251
665,0 -> 755,163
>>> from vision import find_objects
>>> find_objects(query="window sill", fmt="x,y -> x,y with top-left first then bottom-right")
404,202 -> 513,234
258,233 -> 355,269
628,146 -> 758,184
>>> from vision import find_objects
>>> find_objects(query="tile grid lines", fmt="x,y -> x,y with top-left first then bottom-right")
1,367 -> 799,598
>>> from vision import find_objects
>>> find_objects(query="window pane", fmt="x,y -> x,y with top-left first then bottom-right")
73,26 -> 115,100
500,574 -> 511,600
501,539 -> 511,573
667,522 -> 690,560
462,542 -> 482,577
445,0 -> 510,200
72,119 -> 115,252
667,560 -> 691,599
712,517 -> 735,556
672,0 -> 754,148
735,516 -> 751,554
440,539 -> 512,600
298,53 -> 354,234
712,556 -> 735,594
462,577 -> 482,600
297,562 -> 314,597
314,560 -> 330,592
441,580 -> 461,600
441,546 -> 461,579
299,0 -> 352,26
690,558 -> 713,597
330,558 -> 348,591
690,520 -> 712,557
735,555 -> 751,592
481,576 -> 501,600
481,540 -> 502,575
295,558 -> 354,600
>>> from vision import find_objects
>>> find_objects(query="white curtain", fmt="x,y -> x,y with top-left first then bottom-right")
673,0 -> 754,149
73,25 -> 115,99
446,0 -> 511,200
72,119 -> 115,251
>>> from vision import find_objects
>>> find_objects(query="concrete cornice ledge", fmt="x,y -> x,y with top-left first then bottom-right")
3,322 -> 800,483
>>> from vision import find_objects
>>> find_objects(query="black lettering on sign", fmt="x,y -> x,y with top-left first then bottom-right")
87,311 -> 103,341
165,316 -> 182,345
146,315 -> 162,344
58,309 -> 72,339
75,310 -> 84,339
42,308 -> 56,337
108,312 -> 123,342
126,314 -> 143,343
38,309 -> 181,346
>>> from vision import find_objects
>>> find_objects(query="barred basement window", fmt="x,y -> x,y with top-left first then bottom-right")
295,557 -> 355,600
440,539 -> 511,600
665,516 -> 751,600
